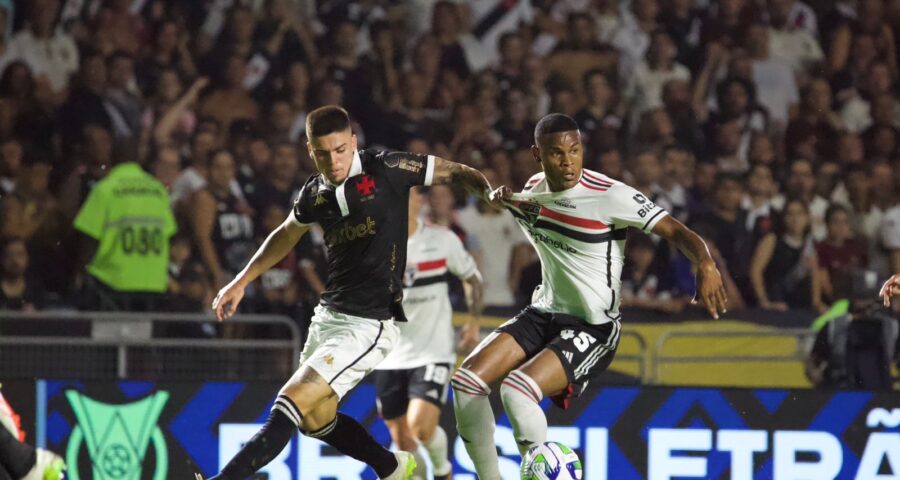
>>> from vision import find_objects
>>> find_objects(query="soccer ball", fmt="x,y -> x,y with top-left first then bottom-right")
520,441 -> 583,480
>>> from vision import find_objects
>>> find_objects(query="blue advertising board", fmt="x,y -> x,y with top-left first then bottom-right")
28,380 -> 900,479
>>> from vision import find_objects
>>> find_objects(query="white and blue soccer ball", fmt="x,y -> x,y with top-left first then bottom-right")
520,441 -> 583,480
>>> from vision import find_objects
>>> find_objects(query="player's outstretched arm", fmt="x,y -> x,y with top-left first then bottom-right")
651,215 -> 728,319
430,157 -> 502,206
212,215 -> 309,321
880,273 -> 900,306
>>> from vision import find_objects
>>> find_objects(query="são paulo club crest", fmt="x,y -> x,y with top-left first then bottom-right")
519,202 -> 541,225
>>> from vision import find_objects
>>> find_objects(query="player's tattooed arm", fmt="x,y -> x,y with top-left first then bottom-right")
652,215 -> 728,319
431,157 -> 500,205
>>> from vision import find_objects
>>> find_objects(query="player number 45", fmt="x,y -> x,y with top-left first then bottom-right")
560,329 -> 596,353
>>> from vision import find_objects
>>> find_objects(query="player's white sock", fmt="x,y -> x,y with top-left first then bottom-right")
423,426 -> 451,477
411,449 -> 427,480
500,370 -> 547,457
451,368 -> 500,480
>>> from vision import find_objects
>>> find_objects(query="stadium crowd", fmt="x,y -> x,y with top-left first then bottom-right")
0,0 -> 899,324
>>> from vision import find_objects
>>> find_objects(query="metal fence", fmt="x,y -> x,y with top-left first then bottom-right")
2,311 -> 837,386
0,311 -> 301,381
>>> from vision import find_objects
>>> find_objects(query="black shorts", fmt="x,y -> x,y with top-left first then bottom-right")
497,307 -> 620,407
371,363 -> 452,420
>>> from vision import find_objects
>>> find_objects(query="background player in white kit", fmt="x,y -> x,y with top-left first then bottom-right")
451,114 -> 729,479
372,187 -> 483,480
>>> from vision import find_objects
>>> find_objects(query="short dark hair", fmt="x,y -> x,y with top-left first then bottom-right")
825,203 -> 849,224
534,113 -> 579,140
307,105 -> 352,138
714,172 -> 744,189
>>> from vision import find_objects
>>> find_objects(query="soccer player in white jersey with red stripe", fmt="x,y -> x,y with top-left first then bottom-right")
372,187 -> 483,480
451,114 -> 729,479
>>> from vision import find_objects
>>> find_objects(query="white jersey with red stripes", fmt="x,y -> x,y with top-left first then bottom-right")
508,169 -> 669,325
375,221 -> 479,370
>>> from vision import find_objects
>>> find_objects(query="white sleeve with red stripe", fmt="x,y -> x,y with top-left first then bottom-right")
444,230 -> 479,279
605,182 -> 669,233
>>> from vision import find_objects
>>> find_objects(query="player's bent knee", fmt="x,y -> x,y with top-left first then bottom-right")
385,418 -> 418,451
500,370 -> 543,406
409,422 -> 437,443
280,368 -> 337,417
450,368 -> 490,398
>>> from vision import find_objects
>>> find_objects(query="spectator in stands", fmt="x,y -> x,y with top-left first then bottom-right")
188,149 -> 254,288
137,19 -> 198,95
743,163 -> 778,239
879,197 -> 900,276
626,30 -> 691,117
549,13 -> 617,94
629,149 -> 673,213
247,142 -> 302,213
252,204 -> 302,317
57,125 -> 115,220
165,233 -> 211,314
777,158 -> 829,240
57,51 -> 116,149
841,164 -> 882,243
766,0 -> 824,72
9,0 -> 79,96
621,232 -> 688,313
0,62 -> 55,155
706,77 -> 768,164
744,22 -> 799,129
658,146 -> 693,222
198,54 -> 259,137
0,237 -> 42,310
169,128 -> 219,205
151,144 -> 182,191
457,168 -> 531,312
786,78 -> 842,160
576,69 -> 622,155
0,139 -> 20,195
827,0 -> 898,79
144,73 -> 206,148
815,204 -> 868,306
612,0 -> 659,76
0,0 -> 892,326
73,147 -> 177,311
105,51 -> 143,138
750,198 -> 819,310
691,173 -> 753,294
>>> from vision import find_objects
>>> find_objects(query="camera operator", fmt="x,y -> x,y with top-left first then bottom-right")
806,270 -> 899,390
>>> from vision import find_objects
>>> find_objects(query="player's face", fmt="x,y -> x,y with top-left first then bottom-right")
308,129 -> 357,185
533,130 -> 583,191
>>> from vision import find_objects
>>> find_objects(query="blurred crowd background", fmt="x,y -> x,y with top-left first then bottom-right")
1,0 -> 899,328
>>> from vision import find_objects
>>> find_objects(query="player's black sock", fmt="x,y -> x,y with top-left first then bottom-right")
211,407 -> 296,480
433,474 -> 451,480
0,425 -> 36,478
309,413 -> 398,478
